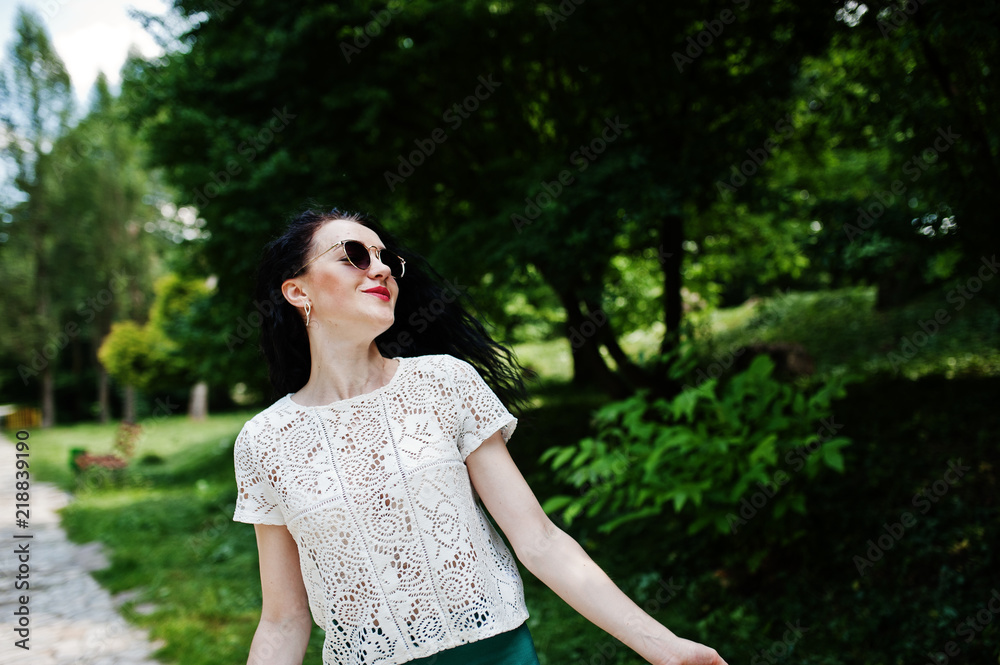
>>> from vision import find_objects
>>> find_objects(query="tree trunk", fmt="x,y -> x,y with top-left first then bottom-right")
553,287 -> 628,394
97,366 -> 110,423
36,227 -> 55,428
188,381 -> 208,420
123,385 -> 136,424
583,297 -> 649,389
659,213 -> 684,355
96,307 -> 114,423
41,366 -> 55,428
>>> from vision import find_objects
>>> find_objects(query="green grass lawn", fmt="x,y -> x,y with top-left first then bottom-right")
23,412 -> 311,664
27,410 -> 256,491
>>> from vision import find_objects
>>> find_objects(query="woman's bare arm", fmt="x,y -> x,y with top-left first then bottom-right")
466,432 -> 728,665
247,523 -> 314,665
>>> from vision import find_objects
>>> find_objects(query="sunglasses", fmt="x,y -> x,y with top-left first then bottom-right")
294,240 -> 406,279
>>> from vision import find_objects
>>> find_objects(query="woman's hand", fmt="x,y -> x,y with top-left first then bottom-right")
648,636 -> 728,665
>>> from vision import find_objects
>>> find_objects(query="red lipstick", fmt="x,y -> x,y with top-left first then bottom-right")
364,286 -> 390,301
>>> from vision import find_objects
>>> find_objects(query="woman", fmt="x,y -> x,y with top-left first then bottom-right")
233,208 -> 728,665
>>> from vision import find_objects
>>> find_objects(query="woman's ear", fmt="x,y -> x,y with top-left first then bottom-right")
281,278 -> 309,310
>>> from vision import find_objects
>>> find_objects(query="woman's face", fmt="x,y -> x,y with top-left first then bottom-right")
296,219 -> 398,338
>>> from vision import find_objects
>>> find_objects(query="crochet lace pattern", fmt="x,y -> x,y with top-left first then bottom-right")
233,354 -> 529,664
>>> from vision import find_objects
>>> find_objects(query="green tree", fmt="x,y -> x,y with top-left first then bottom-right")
1,12 -> 162,423
45,73 -> 161,421
753,2 -> 999,309
147,273 -> 215,418
97,320 -> 171,423
0,6 -> 73,426
126,0 -> 842,396
96,273 -> 216,422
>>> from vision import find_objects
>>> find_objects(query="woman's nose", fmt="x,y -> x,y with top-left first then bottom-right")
367,250 -> 391,279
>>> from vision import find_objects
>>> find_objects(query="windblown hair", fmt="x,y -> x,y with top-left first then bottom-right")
254,207 -> 529,412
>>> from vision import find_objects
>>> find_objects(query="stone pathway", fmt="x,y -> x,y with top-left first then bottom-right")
0,434 -> 166,664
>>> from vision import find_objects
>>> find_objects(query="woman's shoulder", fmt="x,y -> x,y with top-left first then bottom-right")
235,395 -> 299,443
407,353 -> 476,377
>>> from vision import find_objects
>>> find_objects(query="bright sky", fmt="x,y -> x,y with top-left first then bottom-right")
0,0 -> 170,109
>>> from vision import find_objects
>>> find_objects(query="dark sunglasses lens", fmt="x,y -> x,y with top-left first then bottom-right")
381,253 -> 404,278
344,241 -> 372,270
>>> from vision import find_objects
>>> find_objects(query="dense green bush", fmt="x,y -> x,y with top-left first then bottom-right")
541,354 -> 852,570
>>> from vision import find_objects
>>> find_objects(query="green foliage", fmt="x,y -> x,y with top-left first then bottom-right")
123,0 -> 850,390
98,320 -> 172,391
541,355 -> 851,544
763,10 -> 1000,306
147,273 -> 215,385
96,273 -> 215,396
149,273 -> 210,330
1,18 -> 161,414
705,286 -> 1000,380
0,7 -> 75,405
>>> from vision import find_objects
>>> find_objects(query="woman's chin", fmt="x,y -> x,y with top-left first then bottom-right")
373,315 -> 396,337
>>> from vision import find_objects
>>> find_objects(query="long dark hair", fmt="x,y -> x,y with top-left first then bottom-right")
255,207 -> 530,412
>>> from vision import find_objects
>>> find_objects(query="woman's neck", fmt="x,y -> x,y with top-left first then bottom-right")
292,336 -> 395,406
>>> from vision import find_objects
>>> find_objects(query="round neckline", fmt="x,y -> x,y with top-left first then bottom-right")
285,356 -> 407,409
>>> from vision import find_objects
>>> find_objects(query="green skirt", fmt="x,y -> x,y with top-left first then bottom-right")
406,622 -> 540,665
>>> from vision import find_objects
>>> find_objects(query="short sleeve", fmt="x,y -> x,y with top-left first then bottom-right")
450,357 -> 518,461
232,421 -> 286,525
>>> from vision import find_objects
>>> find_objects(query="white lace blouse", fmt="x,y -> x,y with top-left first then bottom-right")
233,354 -> 529,664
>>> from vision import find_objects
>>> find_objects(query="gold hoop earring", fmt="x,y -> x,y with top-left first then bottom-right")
304,301 -> 312,326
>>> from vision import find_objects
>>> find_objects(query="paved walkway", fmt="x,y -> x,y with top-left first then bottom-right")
0,434 -> 166,664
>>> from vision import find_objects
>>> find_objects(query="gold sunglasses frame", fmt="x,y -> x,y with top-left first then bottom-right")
293,240 -> 406,278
